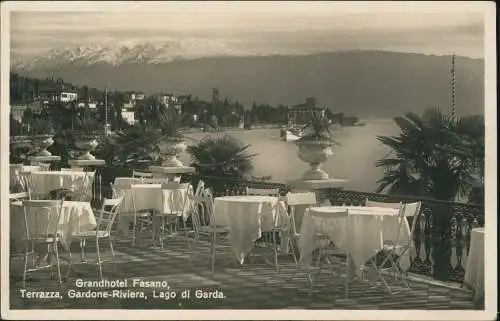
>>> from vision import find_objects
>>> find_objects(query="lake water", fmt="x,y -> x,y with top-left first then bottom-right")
180,119 -> 400,193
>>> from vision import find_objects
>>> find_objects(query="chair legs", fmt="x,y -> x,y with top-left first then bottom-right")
132,215 -> 137,247
211,232 -> 217,271
344,253 -> 350,299
160,217 -> 166,250
80,238 -> 86,262
22,242 -> 30,288
22,240 -> 63,287
108,236 -> 117,271
53,242 -> 62,284
272,231 -> 279,272
95,237 -> 103,280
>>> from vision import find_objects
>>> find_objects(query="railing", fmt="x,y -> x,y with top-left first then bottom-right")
328,189 -> 484,283
188,175 -> 484,283
94,172 -> 485,283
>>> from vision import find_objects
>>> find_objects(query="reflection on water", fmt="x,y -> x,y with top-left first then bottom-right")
180,119 -> 400,193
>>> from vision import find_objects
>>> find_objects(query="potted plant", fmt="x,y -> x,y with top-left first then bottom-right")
27,114 -> 56,157
157,107 -> 186,167
72,110 -> 101,160
295,111 -> 340,180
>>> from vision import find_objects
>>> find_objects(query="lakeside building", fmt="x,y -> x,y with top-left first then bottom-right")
39,87 -> 79,104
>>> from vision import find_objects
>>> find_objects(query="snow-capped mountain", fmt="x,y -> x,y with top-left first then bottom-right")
12,40 -> 247,71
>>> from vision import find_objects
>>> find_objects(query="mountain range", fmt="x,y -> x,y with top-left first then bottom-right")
12,44 -> 484,118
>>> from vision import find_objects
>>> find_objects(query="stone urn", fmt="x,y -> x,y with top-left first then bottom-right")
74,134 -> 99,160
31,134 -> 55,156
160,139 -> 187,167
296,140 -> 334,180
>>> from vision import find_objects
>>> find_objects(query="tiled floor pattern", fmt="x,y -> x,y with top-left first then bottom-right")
9,236 -> 480,310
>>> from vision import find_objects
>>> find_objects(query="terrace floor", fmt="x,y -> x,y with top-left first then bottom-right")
9,235 -> 480,310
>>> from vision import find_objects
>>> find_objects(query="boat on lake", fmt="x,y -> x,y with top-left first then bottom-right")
280,126 -> 302,142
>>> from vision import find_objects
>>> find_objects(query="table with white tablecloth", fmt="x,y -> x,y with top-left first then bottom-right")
213,195 -> 289,264
10,200 -> 97,251
464,227 -> 484,302
29,171 -> 95,196
114,183 -> 192,233
299,206 -> 411,276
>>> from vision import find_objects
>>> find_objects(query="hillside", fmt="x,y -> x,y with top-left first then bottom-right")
15,50 -> 484,118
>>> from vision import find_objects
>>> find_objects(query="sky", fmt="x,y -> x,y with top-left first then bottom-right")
8,1 -> 488,61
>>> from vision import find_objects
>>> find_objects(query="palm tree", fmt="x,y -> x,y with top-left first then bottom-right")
187,134 -> 257,179
375,107 -> 484,202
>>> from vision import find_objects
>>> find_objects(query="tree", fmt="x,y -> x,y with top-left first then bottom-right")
82,85 -> 89,103
375,107 -> 484,202
187,134 -> 256,179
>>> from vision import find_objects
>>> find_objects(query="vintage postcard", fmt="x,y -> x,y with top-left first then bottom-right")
0,1 -> 496,320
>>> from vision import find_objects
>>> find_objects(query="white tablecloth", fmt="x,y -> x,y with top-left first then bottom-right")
214,195 -> 288,264
10,165 -> 41,188
464,227 -> 484,301
299,206 -> 411,275
10,200 -> 97,249
114,183 -> 192,234
29,171 -> 95,195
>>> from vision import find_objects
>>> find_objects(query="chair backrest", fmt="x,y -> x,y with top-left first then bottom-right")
22,199 -> 64,240
61,167 -> 83,172
389,201 -> 422,247
402,201 -> 422,246
365,198 -> 402,209
194,180 -> 205,197
132,170 -> 153,179
187,194 -> 208,238
18,171 -> 34,199
186,188 -> 214,228
286,192 -> 317,235
96,196 -> 124,233
110,182 -> 118,198
246,187 -> 280,196
71,171 -> 95,201
10,192 -> 30,202
161,183 -> 190,214
202,188 -> 216,225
